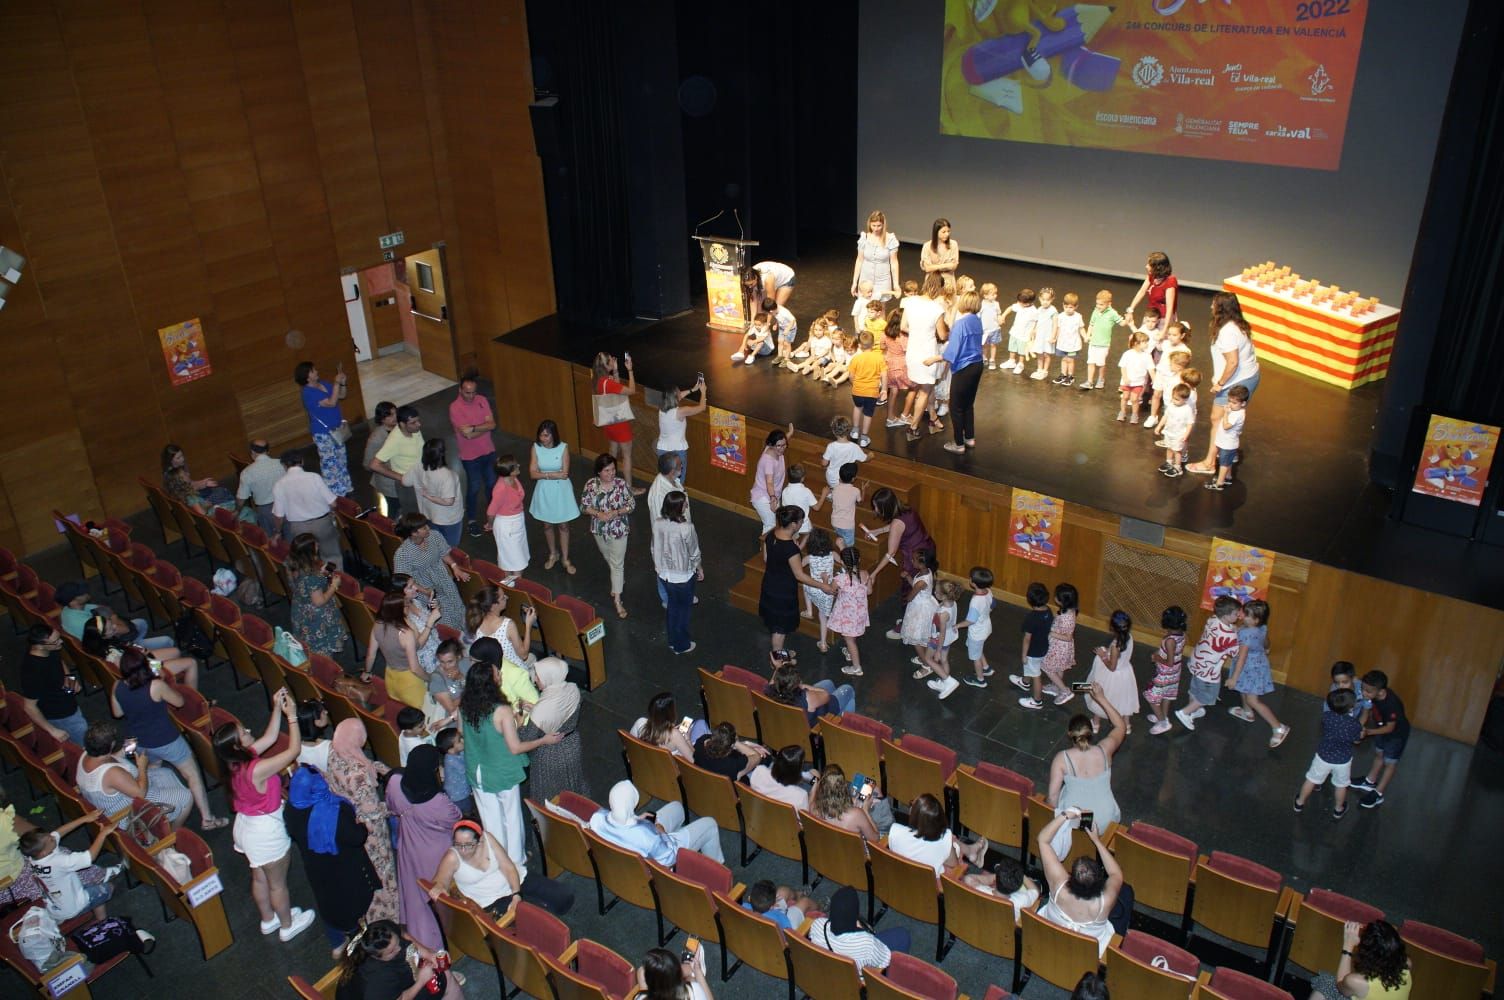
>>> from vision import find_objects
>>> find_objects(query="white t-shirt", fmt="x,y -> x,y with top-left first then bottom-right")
775,305 -> 798,341
966,592 -> 993,641
1154,342 -> 1191,387
1161,400 -> 1195,444
30,833 -> 92,919
1215,407 -> 1247,449
830,342 -> 851,365
822,440 -> 867,489
1006,304 -> 1038,343
1138,319 -> 1164,351
980,298 -> 1002,333
1118,349 -> 1153,387
404,466 -> 463,526
399,732 -> 434,767
805,334 -> 832,361
1054,312 -> 1085,352
852,294 -> 872,320
297,740 -> 332,773
780,483 -> 819,534
888,824 -> 954,876
656,409 -> 689,451
1212,321 -> 1260,385
755,261 -> 796,289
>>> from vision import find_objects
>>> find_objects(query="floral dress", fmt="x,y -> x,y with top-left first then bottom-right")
1232,624 -> 1274,696
1043,608 -> 1077,677
827,570 -> 869,637
292,572 -> 347,655
803,552 -> 836,617
324,754 -> 398,923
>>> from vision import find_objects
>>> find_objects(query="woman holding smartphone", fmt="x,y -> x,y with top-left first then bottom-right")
288,533 -> 347,656
1046,682 -> 1124,836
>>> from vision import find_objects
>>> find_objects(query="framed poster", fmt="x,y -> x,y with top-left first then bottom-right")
159,318 -> 212,386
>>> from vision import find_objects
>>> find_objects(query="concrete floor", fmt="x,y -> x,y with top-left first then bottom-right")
2,377 -> 1499,1000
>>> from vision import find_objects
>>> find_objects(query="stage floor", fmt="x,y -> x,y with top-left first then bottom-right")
502,234 -> 1503,609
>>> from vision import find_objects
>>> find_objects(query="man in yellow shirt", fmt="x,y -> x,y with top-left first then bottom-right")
369,405 -> 424,516
845,331 -> 888,448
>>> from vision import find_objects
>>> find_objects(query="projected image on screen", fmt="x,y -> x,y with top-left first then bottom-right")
941,0 -> 1370,170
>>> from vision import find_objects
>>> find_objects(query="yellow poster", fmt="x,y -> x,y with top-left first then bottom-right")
708,407 -> 746,474
1411,415 -> 1499,508
1007,489 -> 1062,567
705,268 -> 745,331
158,318 -> 212,386
1200,537 -> 1275,611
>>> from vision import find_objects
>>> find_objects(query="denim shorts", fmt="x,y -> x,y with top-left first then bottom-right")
1214,369 -> 1261,405
145,735 -> 193,767
1376,733 -> 1407,763
1189,675 -> 1221,705
1023,655 -> 1044,678
1217,448 -> 1239,467
83,881 -> 115,909
833,526 -> 855,547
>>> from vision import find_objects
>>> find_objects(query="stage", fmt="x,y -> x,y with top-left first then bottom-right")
499,234 -> 1502,610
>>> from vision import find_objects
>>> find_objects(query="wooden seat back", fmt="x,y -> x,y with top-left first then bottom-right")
750,689 -> 815,758
1109,825 -> 1196,918
881,737 -> 949,808
525,798 -> 597,880
1020,905 -> 1103,992
941,871 -> 1020,962
582,827 -> 657,912
618,729 -> 684,809
801,812 -> 871,900
955,765 -> 1030,855
736,783 -> 806,874
785,927 -> 866,1000
816,716 -> 883,788
673,758 -> 743,837
869,838 -> 941,926
698,668 -> 758,736
647,857 -> 732,944
1103,937 -> 1198,1000
1190,855 -> 1285,953
713,890 -> 792,983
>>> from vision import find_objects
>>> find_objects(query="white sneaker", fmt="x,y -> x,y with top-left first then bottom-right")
926,678 -> 944,691
1174,709 -> 1196,731
744,354 -> 756,366
937,676 -> 961,699
1008,674 -> 1030,692
279,907 -> 317,942
885,418 -> 908,428
730,351 -> 745,362
1190,707 -> 1207,720
260,914 -> 281,935
1030,370 -> 1048,380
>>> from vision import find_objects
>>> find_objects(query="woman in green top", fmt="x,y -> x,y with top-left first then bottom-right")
458,661 -> 561,867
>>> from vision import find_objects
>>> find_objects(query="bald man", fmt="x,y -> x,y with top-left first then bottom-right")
236,439 -> 284,536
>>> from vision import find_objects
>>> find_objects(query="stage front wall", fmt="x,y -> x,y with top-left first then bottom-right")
491,339 -> 1504,745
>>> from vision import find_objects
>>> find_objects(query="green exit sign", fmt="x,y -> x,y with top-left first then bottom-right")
378,231 -> 405,250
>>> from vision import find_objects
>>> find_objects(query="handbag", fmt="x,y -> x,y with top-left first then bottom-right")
157,847 -> 194,885
71,916 -> 144,963
591,392 -> 634,427
331,421 -> 352,445
333,675 -> 376,711
10,905 -> 66,973
274,626 -> 308,667
127,800 -> 173,848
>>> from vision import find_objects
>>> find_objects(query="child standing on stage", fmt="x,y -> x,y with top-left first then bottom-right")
957,566 -> 996,689
980,283 -> 1003,370
1206,384 -> 1249,492
1011,582 -> 1055,711
1146,321 -> 1191,429
893,548 -> 939,659
772,300 -> 799,367
1041,583 -> 1079,703
829,546 -> 873,677
1086,610 -> 1140,734
1136,305 -> 1164,362
1176,595 -> 1243,731
882,310 -> 912,429
1145,606 -> 1187,735
1051,293 -> 1085,385
823,417 -> 869,490
922,579 -> 963,700
1156,384 -> 1195,478
845,332 -> 888,448
1030,287 -> 1058,379
1116,331 -> 1153,423
863,298 -> 888,338
801,528 -> 837,651
787,318 -> 832,376
1225,599 -> 1290,747
1081,289 -> 1123,390
998,288 -> 1038,374
829,463 -> 862,548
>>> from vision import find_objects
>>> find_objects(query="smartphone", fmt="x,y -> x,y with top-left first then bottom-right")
850,773 -> 873,801
324,562 -> 337,575
1076,810 -> 1095,830
120,738 -> 139,756
1071,681 -> 1093,692
624,351 -> 632,365
681,937 -> 702,969
677,716 -> 694,735
148,659 -> 163,677
696,371 -> 705,385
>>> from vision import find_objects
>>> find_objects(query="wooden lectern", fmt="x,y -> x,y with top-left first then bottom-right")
693,236 -> 759,331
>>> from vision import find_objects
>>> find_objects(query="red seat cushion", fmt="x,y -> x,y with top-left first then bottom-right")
838,712 -> 893,741
367,512 -> 395,532
513,578 -> 552,602
470,558 -> 505,583
239,524 -> 268,546
972,761 -> 1034,797
241,615 -> 274,648
309,654 -> 342,687
152,561 -> 182,588
209,595 -> 240,626
267,536 -> 290,560
1128,822 -> 1196,860
172,828 -> 212,875
672,849 -> 732,894
555,791 -> 600,822
900,734 -> 957,780
179,577 -> 210,607
574,939 -> 635,999
506,900 -> 569,957
1400,920 -> 1485,965
1206,851 -> 1281,892
882,952 -> 958,999
1304,889 -> 1382,926
1208,967 -> 1293,1000
556,594 -> 596,631
1119,929 -> 1199,980
719,665 -> 765,690
213,507 -> 239,531
362,586 -> 386,608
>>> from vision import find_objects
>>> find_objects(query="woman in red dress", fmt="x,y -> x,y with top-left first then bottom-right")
591,352 -> 645,495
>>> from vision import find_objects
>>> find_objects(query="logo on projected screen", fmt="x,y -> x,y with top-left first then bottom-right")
1304,64 -> 1337,103
1175,114 -> 1224,138
1263,124 -> 1329,142
1131,56 -> 1164,89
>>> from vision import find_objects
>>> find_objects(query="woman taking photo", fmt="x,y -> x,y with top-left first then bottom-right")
652,491 -> 703,656
592,352 -> 644,494
631,691 -> 706,760
324,718 -> 398,923
403,438 -> 463,546
656,377 -> 707,483
1046,682 -> 1125,836
109,649 -> 225,831
286,765 -> 380,957
213,687 -> 316,942
1036,809 -> 1124,956
76,718 -> 193,829
528,419 -> 581,573
1309,919 -> 1412,999
363,587 -> 438,709
919,218 -> 959,291
391,513 -> 471,630
516,657 -> 586,803
1188,291 -> 1261,476
465,591 -> 540,710
900,273 -> 950,441
851,210 -> 900,299
760,506 -> 838,654
807,764 -> 893,840
294,360 -> 353,497
749,425 -> 794,539
580,453 -> 637,619
861,487 -> 937,602
1124,250 -> 1179,330
384,745 -> 460,950
487,454 -> 529,585
459,660 -> 562,864
288,533 -> 347,656
941,289 -> 985,453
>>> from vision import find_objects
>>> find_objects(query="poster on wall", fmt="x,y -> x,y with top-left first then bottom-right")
708,407 -> 747,474
1007,488 -> 1063,567
1411,415 -> 1499,508
1200,537 -> 1275,610
158,318 -> 212,387
940,0 -> 1370,170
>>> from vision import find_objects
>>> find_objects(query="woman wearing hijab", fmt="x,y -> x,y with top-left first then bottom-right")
805,886 -> 910,975
324,718 -> 398,922
516,657 -> 587,803
285,766 -> 380,958
384,745 -> 460,950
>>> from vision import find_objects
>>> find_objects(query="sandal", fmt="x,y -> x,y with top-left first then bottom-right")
544,554 -> 559,570
615,604 -> 629,620
201,816 -> 229,832
928,421 -> 946,434
911,666 -> 935,680
817,642 -> 829,653
562,561 -> 577,575
841,665 -> 864,676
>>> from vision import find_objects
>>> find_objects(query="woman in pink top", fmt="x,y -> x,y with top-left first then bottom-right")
488,454 -> 529,584
749,424 -> 795,540
212,687 -> 316,942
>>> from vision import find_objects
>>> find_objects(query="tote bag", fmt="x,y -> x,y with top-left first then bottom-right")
273,625 -> 308,668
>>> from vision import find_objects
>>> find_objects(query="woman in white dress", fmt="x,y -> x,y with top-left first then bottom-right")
901,272 -> 950,441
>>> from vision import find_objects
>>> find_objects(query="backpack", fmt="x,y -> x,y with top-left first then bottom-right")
173,612 -> 214,660
71,915 -> 145,963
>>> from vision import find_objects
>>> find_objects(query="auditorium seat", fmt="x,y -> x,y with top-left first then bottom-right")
1018,905 -> 1101,993
1398,919 -> 1496,1000
618,729 -> 683,810
940,870 -> 1021,990
955,762 -> 1033,857
1188,852 -> 1291,969
1275,888 -> 1382,985
1193,966 -> 1293,1000
735,782 -> 806,874
543,937 -> 636,1000
673,757 -> 743,859
699,668 -> 758,737
801,812 -> 872,913
1105,929 -> 1200,999
582,826 -> 656,915
1110,821 -> 1198,925
786,926 -> 866,1000
488,898 -> 573,1000
750,688 -> 818,759
647,850 -> 741,948
866,951 -> 963,1000
881,734 -> 956,812
817,713 -> 889,788
713,889 -> 794,992
525,797 -> 597,882
869,837 -> 948,960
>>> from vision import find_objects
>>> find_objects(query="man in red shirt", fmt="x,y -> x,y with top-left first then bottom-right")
448,372 -> 498,537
